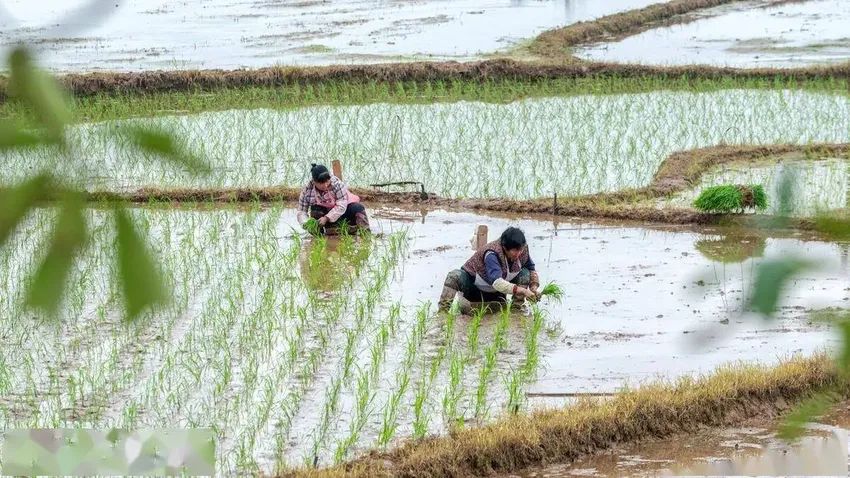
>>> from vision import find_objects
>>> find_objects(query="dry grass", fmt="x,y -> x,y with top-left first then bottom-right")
279,353 -> 843,477
530,0 -> 747,58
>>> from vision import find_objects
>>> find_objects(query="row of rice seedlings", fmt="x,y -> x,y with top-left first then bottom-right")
4,91 -> 848,199
504,304 -> 548,415
305,238 -> 408,467
410,304 -> 456,440
376,301 -> 432,449
474,305 -> 512,421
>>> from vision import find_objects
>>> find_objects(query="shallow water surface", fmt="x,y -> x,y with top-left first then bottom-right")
0,0 -> 666,72
0,205 -> 846,474
577,0 -> 850,68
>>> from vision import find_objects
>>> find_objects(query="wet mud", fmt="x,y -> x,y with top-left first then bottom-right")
511,400 -> 850,477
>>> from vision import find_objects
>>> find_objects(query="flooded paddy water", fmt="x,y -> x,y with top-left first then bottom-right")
0,0 -> 668,72
0,204 -> 847,474
6,89 -> 850,205
577,0 -> 850,68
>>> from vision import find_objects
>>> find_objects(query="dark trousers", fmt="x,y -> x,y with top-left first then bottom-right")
453,268 -> 531,303
310,204 -> 369,228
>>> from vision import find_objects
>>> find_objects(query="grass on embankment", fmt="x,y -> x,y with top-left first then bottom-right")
0,74 -> 846,124
283,353 -> 845,478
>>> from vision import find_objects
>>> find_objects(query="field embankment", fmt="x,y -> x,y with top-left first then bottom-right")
529,0 -> 751,59
281,353 -> 844,477
63,143 -> 850,231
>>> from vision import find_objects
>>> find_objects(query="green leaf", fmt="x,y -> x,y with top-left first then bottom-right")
8,48 -> 71,143
778,391 -> 838,440
836,320 -> 850,373
814,215 -> 850,241
0,121 -> 41,150
25,195 -> 87,317
0,174 -> 51,249
776,167 -> 796,218
123,126 -> 210,173
115,206 -> 167,321
746,257 -> 817,318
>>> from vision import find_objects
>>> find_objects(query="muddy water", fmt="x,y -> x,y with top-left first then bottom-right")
386,208 -> 846,404
6,90 -> 850,202
663,156 -> 850,217
508,402 -> 850,477
1,204 -> 848,474
578,0 -> 850,68
0,0 -> 666,72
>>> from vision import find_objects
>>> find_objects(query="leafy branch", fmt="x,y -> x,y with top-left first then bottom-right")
0,47 -> 209,322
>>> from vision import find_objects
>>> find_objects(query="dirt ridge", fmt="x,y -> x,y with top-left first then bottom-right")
4,60 -> 850,100
530,0 -> 750,58
73,143 -> 850,230
280,354 -> 843,477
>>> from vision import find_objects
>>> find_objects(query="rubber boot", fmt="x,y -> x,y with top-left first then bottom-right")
438,286 -> 459,312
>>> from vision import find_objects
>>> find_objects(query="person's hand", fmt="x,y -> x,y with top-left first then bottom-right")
318,216 -> 329,226
517,288 -> 537,300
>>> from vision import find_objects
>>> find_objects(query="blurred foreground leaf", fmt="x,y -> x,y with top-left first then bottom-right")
778,391 -> 840,440
0,121 -> 40,150
124,126 -> 210,173
0,174 -> 50,248
746,257 -> 817,318
115,206 -> 167,320
814,215 -> 850,241
8,47 -> 70,143
26,195 -> 87,317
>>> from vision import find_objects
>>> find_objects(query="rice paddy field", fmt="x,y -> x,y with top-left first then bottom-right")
6,89 -> 850,201
4,0 -> 850,476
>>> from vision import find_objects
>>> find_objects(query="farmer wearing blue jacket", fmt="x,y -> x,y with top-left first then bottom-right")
438,227 -> 540,315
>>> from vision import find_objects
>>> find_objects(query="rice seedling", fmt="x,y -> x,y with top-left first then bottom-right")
693,184 -> 769,213
5,90 -> 849,203
539,281 -> 565,303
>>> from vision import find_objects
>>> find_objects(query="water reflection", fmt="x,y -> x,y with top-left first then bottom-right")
694,234 -> 767,264
297,235 -> 373,295
663,429 -> 848,476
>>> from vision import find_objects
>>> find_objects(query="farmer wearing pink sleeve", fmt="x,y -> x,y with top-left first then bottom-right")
297,163 -> 371,233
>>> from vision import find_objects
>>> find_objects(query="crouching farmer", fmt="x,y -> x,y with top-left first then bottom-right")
439,227 -> 540,315
297,163 -> 370,233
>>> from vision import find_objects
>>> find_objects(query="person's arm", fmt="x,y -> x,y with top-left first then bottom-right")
485,252 -> 523,296
324,178 -> 349,223
523,252 -> 541,292
297,183 -> 311,225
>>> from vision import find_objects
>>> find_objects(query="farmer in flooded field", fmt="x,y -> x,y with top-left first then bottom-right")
297,163 -> 371,234
438,226 -> 540,315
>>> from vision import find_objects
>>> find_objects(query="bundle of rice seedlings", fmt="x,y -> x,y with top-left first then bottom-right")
693,184 -> 768,214
304,218 -> 322,236
539,281 -> 564,302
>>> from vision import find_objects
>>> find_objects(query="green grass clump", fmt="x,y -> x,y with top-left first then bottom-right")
693,184 -> 768,214
539,281 -> 564,302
